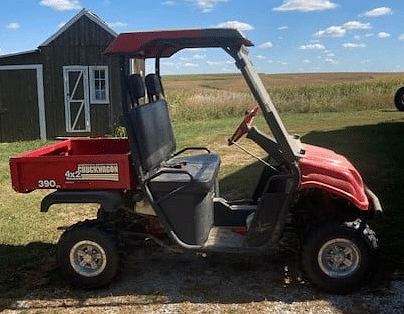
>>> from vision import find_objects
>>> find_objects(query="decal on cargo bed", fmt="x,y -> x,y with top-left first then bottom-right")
65,163 -> 119,181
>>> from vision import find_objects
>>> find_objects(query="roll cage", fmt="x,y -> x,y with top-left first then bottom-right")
105,28 -> 304,170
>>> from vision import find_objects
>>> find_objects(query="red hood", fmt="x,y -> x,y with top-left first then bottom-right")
298,144 -> 368,210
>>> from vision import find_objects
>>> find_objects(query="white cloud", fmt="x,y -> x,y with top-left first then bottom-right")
314,21 -> 371,38
315,26 -> 346,38
299,43 -> 325,50
183,62 -> 199,67
193,54 -> 206,59
325,57 -> 338,64
277,26 -> 288,31
215,21 -> 254,31
40,0 -> 82,11
257,55 -> 267,60
107,22 -> 128,29
6,23 -> 20,29
259,41 -> 273,49
343,43 -> 366,48
273,0 -> 338,12
162,1 -> 176,6
186,0 -> 228,13
303,59 -> 312,63
377,32 -> 391,38
362,7 -> 392,17
399,34 -> 404,41
343,21 -> 371,30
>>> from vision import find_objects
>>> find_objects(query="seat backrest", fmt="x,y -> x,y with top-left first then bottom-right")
128,74 -> 145,106
145,73 -> 164,102
129,99 -> 176,173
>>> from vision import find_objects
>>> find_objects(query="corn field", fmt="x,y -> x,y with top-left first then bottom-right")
164,74 -> 404,121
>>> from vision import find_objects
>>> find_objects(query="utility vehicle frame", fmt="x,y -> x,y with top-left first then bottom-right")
10,28 -> 382,293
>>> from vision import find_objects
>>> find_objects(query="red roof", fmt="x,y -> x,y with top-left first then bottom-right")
104,28 -> 253,58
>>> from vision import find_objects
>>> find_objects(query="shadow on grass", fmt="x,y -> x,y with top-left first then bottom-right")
0,242 -> 58,297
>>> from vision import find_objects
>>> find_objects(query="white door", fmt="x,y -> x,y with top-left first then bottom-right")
63,66 -> 91,132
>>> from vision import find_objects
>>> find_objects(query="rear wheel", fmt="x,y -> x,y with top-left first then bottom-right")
57,223 -> 120,289
394,86 -> 404,111
302,220 -> 375,293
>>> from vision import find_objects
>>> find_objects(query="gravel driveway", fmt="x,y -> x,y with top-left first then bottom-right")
1,246 -> 403,314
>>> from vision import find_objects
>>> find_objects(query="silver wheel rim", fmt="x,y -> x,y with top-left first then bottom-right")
70,240 -> 107,277
318,238 -> 360,278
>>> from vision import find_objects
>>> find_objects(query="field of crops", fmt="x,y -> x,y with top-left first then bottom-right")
163,72 -> 404,121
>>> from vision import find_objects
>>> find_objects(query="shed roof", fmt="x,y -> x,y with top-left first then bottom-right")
104,28 -> 253,58
40,8 -> 117,47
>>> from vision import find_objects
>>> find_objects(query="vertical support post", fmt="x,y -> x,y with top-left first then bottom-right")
119,56 -> 129,115
224,45 -> 302,164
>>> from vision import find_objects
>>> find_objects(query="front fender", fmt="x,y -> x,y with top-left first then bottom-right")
298,144 -> 369,210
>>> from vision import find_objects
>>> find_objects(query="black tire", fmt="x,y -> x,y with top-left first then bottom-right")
302,220 -> 376,294
57,223 -> 120,289
394,86 -> 404,111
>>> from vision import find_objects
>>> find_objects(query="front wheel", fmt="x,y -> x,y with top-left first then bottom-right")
57,223 -> 120,289
302,220 -> 376,294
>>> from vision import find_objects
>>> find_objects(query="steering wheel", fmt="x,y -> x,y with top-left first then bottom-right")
228,106 -> 259,146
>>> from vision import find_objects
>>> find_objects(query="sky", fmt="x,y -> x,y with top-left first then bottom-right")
1,0 -> 404,74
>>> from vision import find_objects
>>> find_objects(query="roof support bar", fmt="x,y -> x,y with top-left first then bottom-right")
223,45 -> 303,165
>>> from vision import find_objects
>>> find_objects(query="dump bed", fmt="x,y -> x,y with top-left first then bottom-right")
10,138 -> 134,193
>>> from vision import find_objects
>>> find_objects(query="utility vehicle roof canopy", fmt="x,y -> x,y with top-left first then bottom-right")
104,28 -> 253,58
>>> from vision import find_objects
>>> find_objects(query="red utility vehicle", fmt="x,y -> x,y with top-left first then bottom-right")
10,29 -> 382,293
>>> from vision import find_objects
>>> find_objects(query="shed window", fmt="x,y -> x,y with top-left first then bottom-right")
89,66 -> 109,104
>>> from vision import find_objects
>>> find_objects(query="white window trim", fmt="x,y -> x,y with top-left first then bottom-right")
89,66 -> 110,104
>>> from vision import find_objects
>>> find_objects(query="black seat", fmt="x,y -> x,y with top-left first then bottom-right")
145,73 -> 164,102
128,74 -> 145,106
127,75 -> 220,245
129,99 -> 176,173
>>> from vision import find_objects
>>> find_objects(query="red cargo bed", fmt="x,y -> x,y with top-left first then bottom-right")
10,138 -> 135,193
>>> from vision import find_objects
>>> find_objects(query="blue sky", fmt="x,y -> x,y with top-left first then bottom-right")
1,0 -> 404,74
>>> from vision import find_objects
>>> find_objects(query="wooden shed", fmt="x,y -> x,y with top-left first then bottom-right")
0,9 -> 144,142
